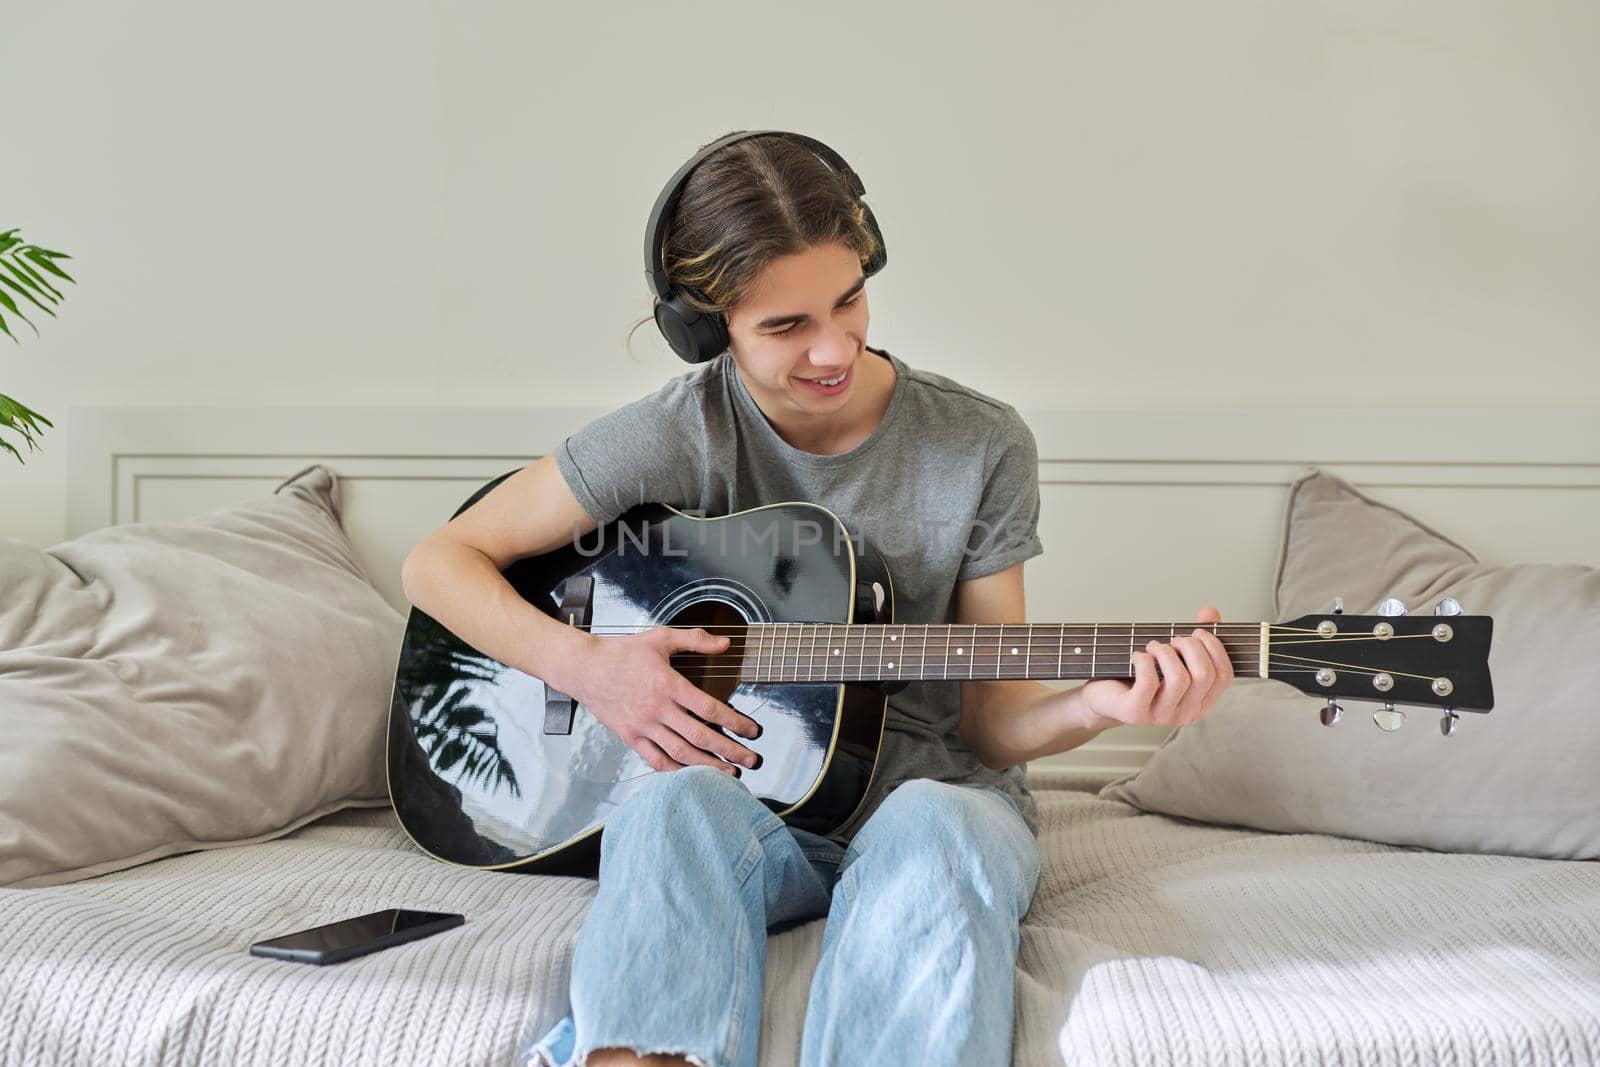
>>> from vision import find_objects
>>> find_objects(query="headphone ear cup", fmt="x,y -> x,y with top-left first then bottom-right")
860,202 -> 888,277
654,287 -> 728,364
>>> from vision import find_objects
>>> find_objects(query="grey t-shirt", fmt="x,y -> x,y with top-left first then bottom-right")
553,345 -> 1045,840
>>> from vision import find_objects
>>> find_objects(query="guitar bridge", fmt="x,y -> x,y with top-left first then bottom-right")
543,575 -> 594,736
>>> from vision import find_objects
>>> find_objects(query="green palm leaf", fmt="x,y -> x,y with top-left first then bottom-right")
0,232 -> 73,332
1,228 -> 75,463
0,392 -> 54,464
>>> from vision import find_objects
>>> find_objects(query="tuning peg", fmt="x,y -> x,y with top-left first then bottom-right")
1329,596 -> 1344,615
1372,702 -> 1407,732
1376,597 -> 1407,617
1434,598 -> 1463,616
1320,699 -> 1344,726
1440,707 -> 1459,737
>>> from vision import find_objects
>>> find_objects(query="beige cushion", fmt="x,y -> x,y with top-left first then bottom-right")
1102,467 -> 1600,860
0,465 -> 403,888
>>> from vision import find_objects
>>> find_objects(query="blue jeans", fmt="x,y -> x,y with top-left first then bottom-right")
521,764 -> 1042,1067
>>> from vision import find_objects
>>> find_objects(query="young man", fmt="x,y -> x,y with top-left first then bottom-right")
401,133 -> 1234,1067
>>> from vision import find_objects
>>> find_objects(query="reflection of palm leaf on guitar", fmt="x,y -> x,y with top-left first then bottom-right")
397,614 -> 521,798
415,687 -> 522,798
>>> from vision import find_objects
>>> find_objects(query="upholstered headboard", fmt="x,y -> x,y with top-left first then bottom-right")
65,403 -> 1600,773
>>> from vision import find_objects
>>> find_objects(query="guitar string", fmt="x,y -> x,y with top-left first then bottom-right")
540,625 -> 1466,684
572,622 -> 1451,639
577,626 -> 1456,656
573,622 -> 1337,631
670,649 -> 1444,680
624,666 -> 1434,685
633,656 -> 1437,682
574,629 -> 1456,683
1219,653 -> 1440,683
580,625 -> 1446,648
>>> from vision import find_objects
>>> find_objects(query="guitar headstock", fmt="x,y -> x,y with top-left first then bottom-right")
1271,597 -> 1494,736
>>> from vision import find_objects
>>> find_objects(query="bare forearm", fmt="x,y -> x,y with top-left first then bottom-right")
964,680 -> 1120,769
400,540 -> 594,693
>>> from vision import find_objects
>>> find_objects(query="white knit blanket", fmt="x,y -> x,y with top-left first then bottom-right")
3,769 -> 1598,1066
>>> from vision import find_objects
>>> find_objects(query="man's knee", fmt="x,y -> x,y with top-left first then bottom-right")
608,764 -> 766,841
852,779 -> 1039,909
874,779 -> 993,841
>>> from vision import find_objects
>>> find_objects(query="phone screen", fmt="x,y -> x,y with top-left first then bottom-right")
250,908 -> 464,964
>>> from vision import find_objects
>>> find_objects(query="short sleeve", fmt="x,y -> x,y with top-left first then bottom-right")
554,376 -> 706,527
957,406 -> 1044,581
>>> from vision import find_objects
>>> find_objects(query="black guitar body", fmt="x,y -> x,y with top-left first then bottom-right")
387,470 -> 899,878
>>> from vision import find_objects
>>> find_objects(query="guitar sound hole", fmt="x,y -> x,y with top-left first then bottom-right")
667,601 -> 748,705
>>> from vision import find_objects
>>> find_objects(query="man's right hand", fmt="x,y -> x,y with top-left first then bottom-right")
562,625 -> 764,775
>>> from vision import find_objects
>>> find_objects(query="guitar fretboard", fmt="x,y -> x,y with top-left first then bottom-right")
739,622 -> 1266,683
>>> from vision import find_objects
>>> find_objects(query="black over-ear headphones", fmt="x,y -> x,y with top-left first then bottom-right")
643,130 -> 888,365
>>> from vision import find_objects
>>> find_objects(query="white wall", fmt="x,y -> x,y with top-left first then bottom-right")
4,0 -> 1597,548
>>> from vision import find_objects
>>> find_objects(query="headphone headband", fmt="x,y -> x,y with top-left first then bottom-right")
643,130 -> 887,364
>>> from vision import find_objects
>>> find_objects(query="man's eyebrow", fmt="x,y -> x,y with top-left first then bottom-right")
753,274 -> 867,330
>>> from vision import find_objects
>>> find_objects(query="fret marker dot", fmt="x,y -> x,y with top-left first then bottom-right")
890,634 -> 897,641
887,662 -> 895,669
1010,647 -> 1018,654
832,649 -> 840,655
956,648 -> 964,655
1074,647 -> 1082,654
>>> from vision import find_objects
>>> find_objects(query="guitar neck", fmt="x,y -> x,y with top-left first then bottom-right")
742,622 -> 1267,683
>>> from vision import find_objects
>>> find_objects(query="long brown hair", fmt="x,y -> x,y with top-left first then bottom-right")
626,130 -> 882,355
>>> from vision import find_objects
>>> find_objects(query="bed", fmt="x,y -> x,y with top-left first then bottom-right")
3,403 -> 1597,1066
5,765 -> 1597,1066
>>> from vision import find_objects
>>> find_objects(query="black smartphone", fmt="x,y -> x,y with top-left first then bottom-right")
248,908 -> 465,965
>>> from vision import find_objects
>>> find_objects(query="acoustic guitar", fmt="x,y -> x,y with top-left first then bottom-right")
387,470 -> 1494,877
